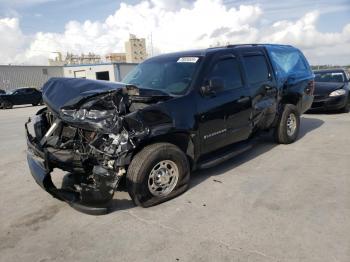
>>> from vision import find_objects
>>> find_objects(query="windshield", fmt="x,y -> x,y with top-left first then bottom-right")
122,56 -> 201,95
314,72 -> 345,83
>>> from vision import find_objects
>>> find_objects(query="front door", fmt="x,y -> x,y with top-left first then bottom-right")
197,52 -> 252,155
13,89 -> 27,105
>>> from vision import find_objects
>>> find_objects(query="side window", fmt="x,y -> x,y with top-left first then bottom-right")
244,55 -> 270,84
207,57 -> 243,91
345,71 -> 350,82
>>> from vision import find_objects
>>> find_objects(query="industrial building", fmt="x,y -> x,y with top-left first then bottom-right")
0,65 -> 63,91
125,34 -> 147,63
63,63 -> 137,82
105,53 -> 127,63
0,62 -> 137,92
1,33 -> 144,92
49,52 -> 102,66
50,34 -> 147,66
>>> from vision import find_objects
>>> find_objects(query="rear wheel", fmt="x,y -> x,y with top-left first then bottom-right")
127,143 -> 190,207
274,104 -> 300,144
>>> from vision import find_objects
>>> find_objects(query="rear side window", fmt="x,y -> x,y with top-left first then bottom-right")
244,55 -> 270,84
208,58 -> 243,91
345,71 -> 350,81
265,46 -> 313,86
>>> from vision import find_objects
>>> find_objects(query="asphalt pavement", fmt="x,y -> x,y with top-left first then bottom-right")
0,105 -> 349,262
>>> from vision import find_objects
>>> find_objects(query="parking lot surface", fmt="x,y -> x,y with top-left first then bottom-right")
0,106 -> 349,262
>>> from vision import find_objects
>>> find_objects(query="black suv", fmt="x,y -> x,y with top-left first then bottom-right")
26,44 -> 314,214
0,87 -> 42,109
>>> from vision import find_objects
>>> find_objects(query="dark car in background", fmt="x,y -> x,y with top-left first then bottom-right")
0,88 -> 42,109
0,89 -> 5,95
310,69 -> 350,112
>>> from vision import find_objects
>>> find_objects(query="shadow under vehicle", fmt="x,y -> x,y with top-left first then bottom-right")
25,44 -> 315,215
0,87 -> 42,109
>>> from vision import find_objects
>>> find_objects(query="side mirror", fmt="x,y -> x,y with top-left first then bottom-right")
201,77 -> 225,96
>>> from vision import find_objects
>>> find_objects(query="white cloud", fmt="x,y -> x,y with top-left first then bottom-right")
0,17 -> 27,64
1,0 -> 350,65
260,11 -> 350,64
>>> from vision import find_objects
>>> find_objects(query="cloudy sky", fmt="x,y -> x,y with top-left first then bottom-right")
0,0 -> 349,65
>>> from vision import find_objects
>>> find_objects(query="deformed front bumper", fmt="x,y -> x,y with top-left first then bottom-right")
25,118 -> 112,215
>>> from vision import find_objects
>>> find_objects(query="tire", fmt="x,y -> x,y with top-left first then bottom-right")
127,143 -> 190,207
274,104 -> 300,144
4,101 -> 13,109
341,99 -> 349,113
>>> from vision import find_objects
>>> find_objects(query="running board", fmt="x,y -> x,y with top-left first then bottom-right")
197,142 -> 253,169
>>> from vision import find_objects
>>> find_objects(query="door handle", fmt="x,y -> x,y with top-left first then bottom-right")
237,97 -> 249,103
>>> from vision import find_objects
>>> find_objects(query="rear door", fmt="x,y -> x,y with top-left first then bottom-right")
197,51 -> 252,155
241,49 -> 278,130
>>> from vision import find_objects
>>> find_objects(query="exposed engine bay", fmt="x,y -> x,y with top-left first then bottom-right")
26,78 -> 172,214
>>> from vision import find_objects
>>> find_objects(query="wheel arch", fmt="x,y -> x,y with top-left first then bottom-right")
134,132 -> 195,168
281,93 -> 301,107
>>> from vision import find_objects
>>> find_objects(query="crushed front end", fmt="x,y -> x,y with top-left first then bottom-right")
25,78 -> 168,215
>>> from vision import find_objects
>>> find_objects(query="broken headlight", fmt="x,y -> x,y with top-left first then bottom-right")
61,109 -> 113,121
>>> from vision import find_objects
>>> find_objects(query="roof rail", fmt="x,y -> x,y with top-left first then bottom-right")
206,44 -> 260,50
226,44 -> 260,48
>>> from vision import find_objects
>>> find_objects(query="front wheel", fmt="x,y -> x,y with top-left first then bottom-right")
340,99 -> 349,113
274,104 -> 300,144
4,101 -> 13,109
127,143 -> 190,207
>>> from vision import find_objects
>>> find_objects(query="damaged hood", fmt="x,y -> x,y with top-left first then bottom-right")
43,78 -> 171,114
42,77 -> 172,133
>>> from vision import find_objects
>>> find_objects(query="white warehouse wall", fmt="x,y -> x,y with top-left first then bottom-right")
64,64 -> 116,81
0,65 -> 63,91
63,63 -> 137,82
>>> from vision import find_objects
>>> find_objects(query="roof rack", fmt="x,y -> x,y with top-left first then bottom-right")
206,44 -> 261,50
226,44 -> 260,48
207,43 -> 294,51
226,44 -> 294,48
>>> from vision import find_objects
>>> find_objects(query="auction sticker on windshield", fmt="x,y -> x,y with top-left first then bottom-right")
177,57 -> 199,63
